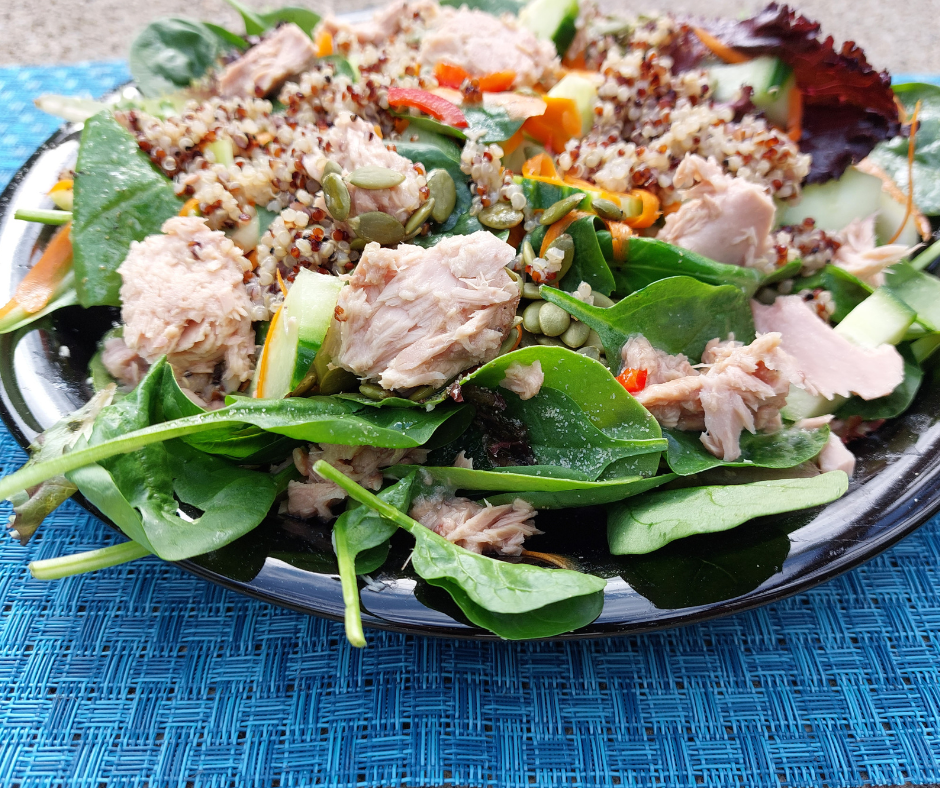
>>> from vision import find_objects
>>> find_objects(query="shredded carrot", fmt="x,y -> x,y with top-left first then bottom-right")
521,96 -> 582,153
506,222 -> 527,250
539,210 -> 592,257
373,124 -> 383,139
520,550 -> 575,570
561,50 -> 588,70
246,250 -> 258,270
622,189 -> 660,229
179,197 -> 200,217
615,367 -> 648,394
504,324 -> 522,353
692,27 -> 749,64
5,223 -> 73,315
276,269 -> 288,297
478,71 -> 516,93
888,100 -> 921,245
522,152 -> 560,180
608,221 -> 633,262
253,303 -> 282,398
315,29 -> 333,58
662,201 -> 681,215
434,62 -> 468,89
501,127 -> 525,157
787,88 -> 804,142
393,117 -> 411,135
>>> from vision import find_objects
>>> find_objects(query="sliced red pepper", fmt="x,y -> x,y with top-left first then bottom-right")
387,87 -> 468,129
616,368 -> 648,394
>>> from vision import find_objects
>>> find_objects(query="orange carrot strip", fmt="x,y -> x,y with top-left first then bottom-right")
888,100 -> 921,245
505,324 -> 522,353
12,223 -> 73,314
539,210 -> 592,258
276,269 -> 288,297
787,88 -> 804,142
506,222 -> 527,250
608,221 -> 633,262
501,127 -> 525,157
315,29 -> 333,58
622,190 -> 660,229
179,197 -> 200,216
478,71 -> 516,93
253,303 -> 282,398
522,96 -> 581,154
692,27 -> 749,64
522,152 -> 560,180
434,62 -> 468,89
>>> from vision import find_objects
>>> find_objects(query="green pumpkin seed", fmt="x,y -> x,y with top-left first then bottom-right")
538,302 -> 570,337
322,160 -> 343,177
427,169 -> 457,223
621,194 -> 644,219
404,198 -> 436,236
348,212 -> 406,246
322,173 -> 351,222
499,326 -> 522,355
539,193 -> 585,226
585,329 -> 604,350
359,383 -> 391,400
535,334 -> 565,347
548,234 -> 575,280
592,197 -> 623,221
522,282 -> 543,300
561,320 -> 591,348
408,385 -> 438,402
521,238 -> 536,269
349,237 -> 368,251
479,202 -> 524,230
347,165 -> 406,189
576,346 -> 601,361
504,266 -> 523,294
521,301 -> 544,333
592,292 -> 615,308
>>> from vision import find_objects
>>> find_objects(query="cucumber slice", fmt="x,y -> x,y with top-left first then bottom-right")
833,287 -> 916,348
778,166 -> 883,233
518,0 -> 579,57
782,384 -> 845,422
707,56 -> 794,122
547,73 -> 598,135
874,188 -> 922,246
254,269 -> 345,399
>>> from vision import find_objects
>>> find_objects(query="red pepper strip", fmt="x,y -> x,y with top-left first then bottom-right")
387,87 -> 468,129
616,368 -> 648,394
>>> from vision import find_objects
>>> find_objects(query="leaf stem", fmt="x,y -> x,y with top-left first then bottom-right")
29,540 -> 150,579
910,238 -> 940,271
14,208 -> 73,225
332,517 -> 366,648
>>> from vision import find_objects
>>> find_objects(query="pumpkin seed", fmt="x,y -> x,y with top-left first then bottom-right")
522,282 -> 543,300
322,160 -> 343,177
359,383 -> 391,400
539,193 -> 585,226
521,238 -> 536,269
521,301 -> 544,333
592,292 -> 615,308
561,320 -> 591,349
499,326 -> 522,355
538,302 -> 570,337
548,234 -> 575,280
408,385 -> 438,402
535,334 -> 565,347
349,237 -> 368,251
427,169 -> 457,222
479,202 -> 524,229
592,197 -> 623,221
348,212 -> 406,246
322,173 -> 351,222
404,198 -> 436,236
347,165 -> 406,189
585,329 -> 604,350
576,346 -> 601,361
504,266 -> 523,294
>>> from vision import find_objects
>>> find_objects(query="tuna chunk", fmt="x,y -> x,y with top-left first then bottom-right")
658,155 -> 776,269
302,113 -> 424,224
335,232 -> 519,390
632,333 -> 807,461
418,8 -> 557,88
101,336 -> 149,389
833,215 -> 911,287
621,335 -> 697,385
500,361 -> 544,400
319,0 -> 441,46
118,216 -> 255,392
752,295 -> 904,400
219,24 -> 317,99
817,433 -> 856,477
410,493 -> 541,556
286,443 -> 427,520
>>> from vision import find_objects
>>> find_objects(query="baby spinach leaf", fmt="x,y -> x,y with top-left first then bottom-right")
869,83 -> 940,215
440,0 -> 525,14
314,459 -> 607,640
607,471 -> 849,555
393,140 -> 473,234
257,7 -> 321,35
320,55 -> 358,82
394,105 -> 524,144
611,237 -> 764,297
560,215 -> 616,296
203,23 -> 249,50
792,265 -> 872,323
129,18 -> 223,97
540,276 -> 756,363
664,424 -> 831,476
760,259 -> 802,286
222,0 -> 268,35
72,113 -> 185,307
836,344 -> 923,420
884,262 -> 940,331
484,475 -> 674,508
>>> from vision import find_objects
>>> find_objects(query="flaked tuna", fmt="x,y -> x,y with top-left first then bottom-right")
500,361 -> 544,401
621,335 -> 697,385
833,215 -> 911,287
658,155 -> 776,269
319,0 -> 441,46
302,113 -> 424,224
100,336 -> 149,390
219,24 -> 318,99
817,433 -> 857,476
418,8 -> 557,88
631,333 -> 807,461
410,493 -> 541,555
118,216 -> 255,392
334,232 -> 519,390
752,295 -> 904,400
286,443 -> 427,520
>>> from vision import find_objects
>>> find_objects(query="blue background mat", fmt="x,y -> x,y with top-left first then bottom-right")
2,63 -> 940,788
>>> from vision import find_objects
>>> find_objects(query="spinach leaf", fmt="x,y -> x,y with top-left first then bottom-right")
664,424 -> 831,476
257,7 -> 321,35
560,215 -> 616,296
314,459 -> 607,640
222,0 -> 268,36
72,113 -> 184,307
760,259 -> 802,286
203,23 -> 249,50
611,237 -> 764,297
320,55 -> 358,82
869,83 -> 940,215
540,276 -> 756,363
836,344 -> 923,420
333,475 -> 417,647
393,140 -> 472,235
884,262 -> 940,331
792,265 -> 872,323
607,471 -> 849,555
394,105 -> 524,144
129,18 -> 223,97
484,476 -> 673,508
440,0 -> 525,14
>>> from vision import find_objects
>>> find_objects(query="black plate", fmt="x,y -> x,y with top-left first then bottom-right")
3,122 -> 940,641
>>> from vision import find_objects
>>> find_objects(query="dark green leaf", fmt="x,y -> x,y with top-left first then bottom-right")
760,259 -> 802,286
335,475 -> 417,574
222,0 -> 267,35
203,22 -> 249,50
607,471 -> 849,555
540,276 -> 756,363
72,113 -> 185,306
836,344 -> 923,420
792,265 -> 872,323
393,105 -> 524,144
664,424 -> 831,476
560,215 -> 616,296
319,55 -> 358,82
440,0 -> 525,14
393,140 -> 472,234
129,18 -> 223,97
258,7 -> 321,35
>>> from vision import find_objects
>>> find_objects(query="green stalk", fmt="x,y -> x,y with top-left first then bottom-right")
910,238 -> 940,271
332,517 -> 366,648
14,208 -> 73,225
29,540 -> 150,580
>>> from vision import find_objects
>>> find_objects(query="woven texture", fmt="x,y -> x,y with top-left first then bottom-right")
2,63 -> 940,788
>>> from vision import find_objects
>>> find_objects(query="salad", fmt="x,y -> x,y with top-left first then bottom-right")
2,0 -> 939,644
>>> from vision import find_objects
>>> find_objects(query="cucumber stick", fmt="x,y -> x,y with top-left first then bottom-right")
255,269 -> 344,399
519,0 -> 579,57
778,166 -> 883,232
707,57 -> 795,126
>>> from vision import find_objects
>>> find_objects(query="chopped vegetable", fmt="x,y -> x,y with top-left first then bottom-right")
616,368 -> 648,394
387,87 -> 469,128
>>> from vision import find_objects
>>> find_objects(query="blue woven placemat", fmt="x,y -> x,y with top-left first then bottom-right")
2,63 -> 940,788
